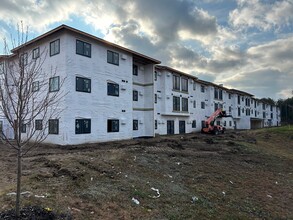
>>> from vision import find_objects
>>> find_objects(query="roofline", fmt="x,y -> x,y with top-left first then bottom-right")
156,65 -> 198,79
229,89 -> 254,97
11,24 -> 161,64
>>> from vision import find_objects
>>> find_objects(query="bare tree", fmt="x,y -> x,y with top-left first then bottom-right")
0,23 -> 65,217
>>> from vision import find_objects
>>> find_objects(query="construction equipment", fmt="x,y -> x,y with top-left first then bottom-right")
201,108 -> 232,135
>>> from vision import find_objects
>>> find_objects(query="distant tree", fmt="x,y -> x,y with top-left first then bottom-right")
259,97 -> 276,106
0,23 -> 65,217
277,97 -> 293,124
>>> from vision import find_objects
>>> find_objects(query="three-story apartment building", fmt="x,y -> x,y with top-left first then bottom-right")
0,25 -> 280,145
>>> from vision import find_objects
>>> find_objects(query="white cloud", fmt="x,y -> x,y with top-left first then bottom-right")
229,0 -> 293,31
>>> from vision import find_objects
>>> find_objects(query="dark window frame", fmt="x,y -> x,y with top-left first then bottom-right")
133,64 -> 138,76
48,119 -> 59,134
173,96 -> 180,111
133,120 -> 138,130
107,50 -> 119,65
21,123 -> 26,133
49,76 -> 60,92
107,119 -> 119,132
20,53 -> 28,66
76,76 -> 91,93
133,90 -> 138,101
32,47 -> 40,59
182,97 -> 188,112
32,81 -> 39,92
76,40 -> 91,58
35,119 -> 43,130
201,101 -> 205,109
173,74 -> 180,90
181,77 -> 188,92
50,39 -> 60,56
75,119 -> 91,134
107,82 -> 119,96
192,120 -> 196,128
201,85 -> 205,93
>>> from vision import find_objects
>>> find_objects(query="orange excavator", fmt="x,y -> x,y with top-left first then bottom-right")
201,108 -> 232,135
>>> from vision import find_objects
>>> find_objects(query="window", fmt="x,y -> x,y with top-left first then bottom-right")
76,40 -> 91,57
32,81 -> 39,92
263,112 -> 266,118
133,90 -> 138,101
192,120 -> 196,128
201,85 -> 205,93
154,94 -> 157,103
193,100 -> 196,108
214,103 -> 219,112
133,65 -> 138,76
49,76 -> 60,92
228,93 -> 231,99
219,90 -> 223,100
182,98 -> 188,112
155,120 -> 157,129
76,77 -> 91,93
20,53 -> 28,66
201,120 -> 206,128
173,96 -> 180,111
133,120 -> 138,130
21,123 -> 26,133
50,39 -> 60,56
181,78 -> 188,92
193,82 -> 196,91
229,121 -> 232,126
35,120 -> 43,130
214,88 -> 219,99
216,121 -> 221,126
242,97 -> 244,101
75,119 -> 91,134
271,113 -> 273,119
0,62 -> 3,74
224,121 -> 227,126
262,103 -> 266,110
107,50 -> 119,65
242,108 -> 244,113
238,107 -> 241,116
201,101 -> 205,109
245,98 -> 250,107
238,96 -> 241,105
173,75 -> 180,90
270,105 -> 273,111
49,119 -> 59,134
229,106 -> 232,113
32,47 -> 40,59
107,82 -> 119,96
246,109 -> 250,116
107,119 -> 119,132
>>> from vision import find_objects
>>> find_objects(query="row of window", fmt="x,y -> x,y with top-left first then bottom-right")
21,118 -> 131,134
31,76 -> 60,93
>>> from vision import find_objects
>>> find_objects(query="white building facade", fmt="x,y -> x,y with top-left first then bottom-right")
0,25 -> 280,145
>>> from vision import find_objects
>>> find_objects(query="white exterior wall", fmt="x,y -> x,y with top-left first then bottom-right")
0,26 -> 281,145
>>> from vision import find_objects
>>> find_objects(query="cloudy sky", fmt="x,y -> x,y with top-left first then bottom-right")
0,0 -> 292,100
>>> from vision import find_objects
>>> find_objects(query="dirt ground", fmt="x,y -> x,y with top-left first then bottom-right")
0,127 -> 292,219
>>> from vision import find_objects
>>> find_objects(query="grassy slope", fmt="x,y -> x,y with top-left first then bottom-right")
0,127 -> 292,219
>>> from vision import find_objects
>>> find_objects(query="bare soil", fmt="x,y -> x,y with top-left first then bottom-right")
0,128 -> 292,219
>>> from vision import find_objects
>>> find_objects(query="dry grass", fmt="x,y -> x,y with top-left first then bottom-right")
0,127 -> 292,219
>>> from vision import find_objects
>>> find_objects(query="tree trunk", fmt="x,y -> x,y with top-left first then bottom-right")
16,148 -> 22,218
